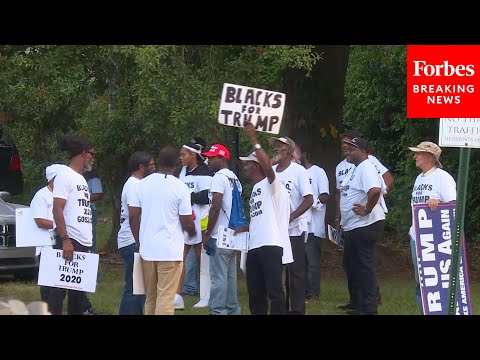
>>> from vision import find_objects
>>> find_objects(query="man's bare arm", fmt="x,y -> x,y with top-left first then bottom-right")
53,197 -> 74,261
202,192 -> 223,245
129,206 -> 141,244
290,194 -> 313,223
180,215 -> 196,238
34,218 -> 53,229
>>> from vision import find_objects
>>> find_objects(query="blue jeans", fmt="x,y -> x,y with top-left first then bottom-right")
208,245 -> 241,315
182,246 -> 199,295
118,243 -> 146,315
409,236 -> 424,315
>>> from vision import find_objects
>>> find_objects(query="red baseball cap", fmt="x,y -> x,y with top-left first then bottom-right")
202,144 -> 230,160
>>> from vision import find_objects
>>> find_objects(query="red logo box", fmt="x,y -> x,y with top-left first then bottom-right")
407,45 -> 480,118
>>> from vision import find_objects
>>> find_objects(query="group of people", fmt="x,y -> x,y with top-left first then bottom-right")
30,125 -> 456,316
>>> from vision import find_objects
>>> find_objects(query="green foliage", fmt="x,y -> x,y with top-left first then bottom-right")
0,44 -> 320,219
343,45 -> 480,242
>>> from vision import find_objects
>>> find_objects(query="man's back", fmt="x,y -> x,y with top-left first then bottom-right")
133,173 -> 192,261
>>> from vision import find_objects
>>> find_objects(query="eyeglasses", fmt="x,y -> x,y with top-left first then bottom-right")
86,151 -> 95,158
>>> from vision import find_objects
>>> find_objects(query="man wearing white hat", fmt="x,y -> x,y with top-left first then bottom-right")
408,141 -> 456,314
240,120 -> 293,315
30,164 -> 68,302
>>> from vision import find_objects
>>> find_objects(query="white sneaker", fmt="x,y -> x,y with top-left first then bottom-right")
193,299 -> 209,308
174,294 -> 184,310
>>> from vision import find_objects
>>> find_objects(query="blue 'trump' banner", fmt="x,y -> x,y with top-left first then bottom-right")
413,202 -> 473,315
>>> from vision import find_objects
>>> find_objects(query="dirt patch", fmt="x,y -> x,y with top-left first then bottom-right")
321,236 -> 479,282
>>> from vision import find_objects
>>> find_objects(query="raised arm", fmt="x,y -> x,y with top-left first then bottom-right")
243,120 -> 275,183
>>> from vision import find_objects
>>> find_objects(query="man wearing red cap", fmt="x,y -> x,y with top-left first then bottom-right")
202,143 -> 242,315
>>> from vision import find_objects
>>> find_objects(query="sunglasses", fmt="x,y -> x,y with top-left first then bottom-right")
86,151 -> 95,158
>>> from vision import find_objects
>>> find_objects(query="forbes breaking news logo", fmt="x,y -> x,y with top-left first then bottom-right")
407,45 -> 480,118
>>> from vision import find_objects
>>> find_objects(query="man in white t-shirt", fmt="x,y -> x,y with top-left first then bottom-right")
50,135 -> 95,315
335,130 -> 392,310
340,136 -> 386,315
117,151 -> 155,315
202,143 -> 243,315
408,141 -> 456,314
335,130 -> 393,228
270,135 -> 313,315
239,120 -> 293,315
129,146 -> 196,315
30,164 -> 67,303
296,145 -> 330,302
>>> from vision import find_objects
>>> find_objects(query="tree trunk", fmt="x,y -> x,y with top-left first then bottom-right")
282,45 -> 350,224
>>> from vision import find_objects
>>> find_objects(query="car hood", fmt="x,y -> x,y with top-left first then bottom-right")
0,198 -> 27,224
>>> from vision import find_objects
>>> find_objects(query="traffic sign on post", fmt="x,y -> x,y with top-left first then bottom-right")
439,118 -> 480,148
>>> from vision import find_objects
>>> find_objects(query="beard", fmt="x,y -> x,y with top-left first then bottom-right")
143,167 -> 153,178
272,152 -> 286,164
84,162 -> 93,172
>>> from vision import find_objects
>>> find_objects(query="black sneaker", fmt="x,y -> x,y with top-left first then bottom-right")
83,306 -> 97,315
346,309 -> 361,315
338,302 -> 356,311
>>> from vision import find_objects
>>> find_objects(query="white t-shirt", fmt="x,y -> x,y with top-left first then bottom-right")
209,168 -> 242,239
117,176 -> 140,249
409,168 -> 457,240
307,165 -> 330,238
30,186 -> 55,256
130,173 -> 192,261
53,166 -> 92,247
340,159 -> 386,231
178,165 -> 212,245
336,155 -> 388,190
273,162 -> 313,236
248,177 -> 293,264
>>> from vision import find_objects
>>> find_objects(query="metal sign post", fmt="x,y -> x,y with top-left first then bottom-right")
447,147 -> 470,315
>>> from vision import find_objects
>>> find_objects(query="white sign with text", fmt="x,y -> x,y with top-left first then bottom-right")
38,248 -> 99,293
439,118 -> 480,148
218,83 -> 285,134
15,208 -> 55,247
217,225 -> 249,251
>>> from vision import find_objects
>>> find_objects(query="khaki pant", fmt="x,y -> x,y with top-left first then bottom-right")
142,260 -> 183,315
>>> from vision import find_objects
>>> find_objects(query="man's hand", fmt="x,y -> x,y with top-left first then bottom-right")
427,198 -> 440,211
353,203 -> 370,216
233,225 -> 249,235
243,120 -> 257,143
202,230 -> 211,249
62,239 -> 74,262
334,218 -> 341,231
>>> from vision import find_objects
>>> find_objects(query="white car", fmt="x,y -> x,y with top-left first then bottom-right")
0,191 -> 38,280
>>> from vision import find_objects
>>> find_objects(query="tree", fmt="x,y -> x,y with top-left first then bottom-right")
343,45 -> 480,242
0,45 -> 322,250
282,45 -> 351,223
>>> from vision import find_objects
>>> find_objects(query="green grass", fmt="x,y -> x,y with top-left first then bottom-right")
2,221 -> 480,315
